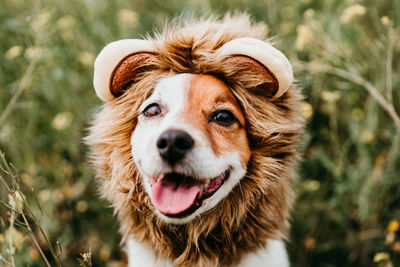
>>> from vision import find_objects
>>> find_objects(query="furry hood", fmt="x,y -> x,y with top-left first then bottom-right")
86,14 -> 304,267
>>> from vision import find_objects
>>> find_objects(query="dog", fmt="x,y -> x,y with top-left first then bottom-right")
86,14 -> 304,267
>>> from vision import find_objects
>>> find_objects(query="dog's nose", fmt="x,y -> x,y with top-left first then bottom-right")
157,129 -> 194,165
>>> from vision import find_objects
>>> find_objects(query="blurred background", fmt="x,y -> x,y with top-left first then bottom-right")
0,0 -> 399,266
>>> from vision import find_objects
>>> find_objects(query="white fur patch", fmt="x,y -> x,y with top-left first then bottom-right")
238,239 -> 289,267
131,73 -> 247,224
127,238 -> 173,267
126,237 -> 289,267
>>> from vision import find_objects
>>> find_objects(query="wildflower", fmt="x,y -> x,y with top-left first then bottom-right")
340,4 -> 366,24
301,102 -> 313,119
39,189 -> 51,201
53,189 -> 66,202
303,9 -> 315,20
80,251 -> 92,264
321,90 -> 341,102
29,247 -> 39,260
303,180 -> 320,191
100,248 -> 111,261
28,163 -> 39,175
361,130 -> 374,143
57,15 -> 76,41
56,15 -> 76,30
76,200 -> 89,213
118,9 -> 139,28
25,47 -> 44,60
51,112 -> 73,130
78,51 -> 95,67
304,237 -> 316,250
381,16 -> 391,26
31,11 -> 52,31
9,191 -> 24,210
20,173 -> 32,186
5,228 -> 26,251
373,252 -> 389,263
296,24 -> 313,51
5,45 -> 23,59
387,220 -> 399,232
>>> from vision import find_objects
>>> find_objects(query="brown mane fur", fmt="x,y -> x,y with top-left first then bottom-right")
85,14 -> 304,267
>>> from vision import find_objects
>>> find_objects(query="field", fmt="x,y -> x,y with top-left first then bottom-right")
0,0 -> 399,266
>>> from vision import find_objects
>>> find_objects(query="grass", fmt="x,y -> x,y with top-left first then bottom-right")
0,0 -> 399,266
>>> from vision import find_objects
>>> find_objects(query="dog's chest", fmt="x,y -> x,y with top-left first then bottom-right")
126,237 -> 289,267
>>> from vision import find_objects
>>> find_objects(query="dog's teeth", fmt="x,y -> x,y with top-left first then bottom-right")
158,173 -> 165,181
203,180 -> 210,190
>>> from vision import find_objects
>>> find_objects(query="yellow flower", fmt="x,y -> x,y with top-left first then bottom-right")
5,228 -> 26,251
303,180 -> 320,191
340,4 -> 366,24
31,11 -> 52,31
56,15 -> 76,30
361,130 -> 374,143
76,200 -> 89,213
5,45 -> 23,59
301,102 -> 313,119
39,189 -> 51,201
296,25 -> 313,51
387,220 -> 400,232
100,248 -> 111,261
29,247 -> 40,260
304,237 -> 316,250
57,15 -> 76,41
21,173 -> 32,186
381,16 -> 391,26
25,47 -> 45,60
321,91 -> 341,102
51,112 -> 73,130
373,252 -> 389,263
303,9 -> 315,20
78,51 -> 95,67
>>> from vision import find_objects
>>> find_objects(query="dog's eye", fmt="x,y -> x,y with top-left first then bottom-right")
143,103 -> 161,117
210,110 -> 237,126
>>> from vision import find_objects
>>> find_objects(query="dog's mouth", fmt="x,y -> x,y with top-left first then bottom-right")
148,169 -> 230,218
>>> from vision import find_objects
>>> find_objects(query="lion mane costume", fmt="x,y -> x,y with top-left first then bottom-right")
86,14 -> 304,267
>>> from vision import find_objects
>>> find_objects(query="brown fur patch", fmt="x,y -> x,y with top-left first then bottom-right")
86,14 -> 304,267
185,74 -> 250,165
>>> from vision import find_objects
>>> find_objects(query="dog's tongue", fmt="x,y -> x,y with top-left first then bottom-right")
151,176 -> 202,215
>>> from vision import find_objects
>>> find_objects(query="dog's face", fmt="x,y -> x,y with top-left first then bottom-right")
91,35 -> 295,228
87,18 -> 304,266
131,74 -> 250,223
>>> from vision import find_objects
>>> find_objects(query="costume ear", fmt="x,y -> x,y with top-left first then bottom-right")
93,39 -> 156,101
217,38 -> 293,98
